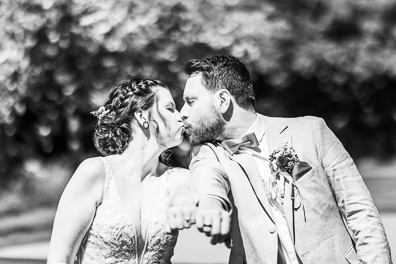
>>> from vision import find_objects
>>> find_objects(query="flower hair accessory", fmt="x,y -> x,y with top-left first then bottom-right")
269,143 -> 299,175
91,106 -> 110,120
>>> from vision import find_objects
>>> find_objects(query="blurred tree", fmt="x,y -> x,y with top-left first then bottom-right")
0,0 -> 395,184
250,0 -> 396,157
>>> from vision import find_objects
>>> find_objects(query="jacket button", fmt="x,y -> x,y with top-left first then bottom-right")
269,226 -> 276,234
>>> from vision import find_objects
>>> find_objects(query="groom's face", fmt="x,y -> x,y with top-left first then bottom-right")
180,73 -> 226,146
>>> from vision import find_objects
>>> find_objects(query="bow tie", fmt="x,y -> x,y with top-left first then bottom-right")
221,133 -> 260,155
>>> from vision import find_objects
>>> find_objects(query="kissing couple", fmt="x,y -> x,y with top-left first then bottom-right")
47,55 -> 392,264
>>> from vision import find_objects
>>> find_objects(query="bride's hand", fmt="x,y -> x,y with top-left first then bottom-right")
166,186 -> 196,233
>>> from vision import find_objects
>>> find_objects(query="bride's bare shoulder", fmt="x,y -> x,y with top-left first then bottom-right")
64,157 -> 106,204
75,157 -> 105,178
68,157 -> 107,192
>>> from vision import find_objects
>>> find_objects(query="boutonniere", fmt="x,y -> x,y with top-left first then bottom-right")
269,143 -> 299,175
268,143 -> 299,207
269,143 -> 306,221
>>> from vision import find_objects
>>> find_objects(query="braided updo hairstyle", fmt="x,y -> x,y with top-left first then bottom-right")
92,77 -> 168,156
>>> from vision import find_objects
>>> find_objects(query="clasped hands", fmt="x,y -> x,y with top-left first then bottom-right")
166,194 -> 232,248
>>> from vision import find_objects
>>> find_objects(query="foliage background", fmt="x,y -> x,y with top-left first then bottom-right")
1,0 -> 396,188
0,0 -> 396,256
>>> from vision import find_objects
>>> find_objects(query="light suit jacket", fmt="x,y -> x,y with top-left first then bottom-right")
189,114 -> 392,264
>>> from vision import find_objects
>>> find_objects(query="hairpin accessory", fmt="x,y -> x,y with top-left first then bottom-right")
91,106 -> 110,120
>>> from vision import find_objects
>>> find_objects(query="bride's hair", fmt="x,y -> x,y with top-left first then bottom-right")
92,77 -> 169,156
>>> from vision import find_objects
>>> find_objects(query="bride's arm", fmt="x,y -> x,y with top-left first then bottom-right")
47,158 -> 105,264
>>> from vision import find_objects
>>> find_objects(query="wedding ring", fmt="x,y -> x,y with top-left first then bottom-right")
202,224 -> 212,233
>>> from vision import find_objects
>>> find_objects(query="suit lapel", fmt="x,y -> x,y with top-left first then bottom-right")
229,153 -> 275,224
262,115 -> 295,242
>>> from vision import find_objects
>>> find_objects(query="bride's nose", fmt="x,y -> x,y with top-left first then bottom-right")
175,110 -> 183,122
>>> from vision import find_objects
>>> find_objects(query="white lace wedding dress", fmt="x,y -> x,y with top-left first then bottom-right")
77,157 -> 178,264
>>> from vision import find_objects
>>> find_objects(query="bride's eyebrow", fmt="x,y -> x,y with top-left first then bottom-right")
166,102 -> 176,107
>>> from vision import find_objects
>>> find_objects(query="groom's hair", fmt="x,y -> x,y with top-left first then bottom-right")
184,54 -> 255,111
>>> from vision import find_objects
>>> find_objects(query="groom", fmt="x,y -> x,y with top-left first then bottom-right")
168,54 -> 392,263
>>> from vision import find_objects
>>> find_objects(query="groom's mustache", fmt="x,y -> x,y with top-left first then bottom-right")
182,122 -> 193,135
183,122 -> 192,129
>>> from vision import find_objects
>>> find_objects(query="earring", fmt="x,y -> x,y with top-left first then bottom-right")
143,121 -> 149,129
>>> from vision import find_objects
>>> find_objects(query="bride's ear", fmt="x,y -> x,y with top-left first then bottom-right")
215,89 -> 231,114
134,109 -> 149,127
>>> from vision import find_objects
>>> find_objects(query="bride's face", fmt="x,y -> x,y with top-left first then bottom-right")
150,87 -> 184,148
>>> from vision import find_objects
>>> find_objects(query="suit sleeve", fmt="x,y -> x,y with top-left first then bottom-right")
189,144 -> 232,211
316,118 -> 392,263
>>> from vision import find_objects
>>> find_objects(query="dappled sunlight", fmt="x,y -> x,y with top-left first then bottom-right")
0,0 -> 395,262
0,0 -> 394,193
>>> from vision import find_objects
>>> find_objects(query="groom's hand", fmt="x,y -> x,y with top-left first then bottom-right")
195,197 -> 231,247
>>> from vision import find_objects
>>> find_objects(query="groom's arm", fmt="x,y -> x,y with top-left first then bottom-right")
189,144 -> 231,209
189,144 -> 232,246
317,118 -> 392,263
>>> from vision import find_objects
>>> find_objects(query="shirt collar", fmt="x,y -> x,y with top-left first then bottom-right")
243,114 -> 265,143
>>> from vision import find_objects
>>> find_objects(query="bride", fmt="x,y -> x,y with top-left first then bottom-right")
47,77 -> 194,264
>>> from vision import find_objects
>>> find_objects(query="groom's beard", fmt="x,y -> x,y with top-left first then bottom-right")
184,106 -> 226,146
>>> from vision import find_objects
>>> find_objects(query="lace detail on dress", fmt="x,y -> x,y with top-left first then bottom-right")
77,157 -> 137,264
77,158 -> 178,264
140,170 -> 178,264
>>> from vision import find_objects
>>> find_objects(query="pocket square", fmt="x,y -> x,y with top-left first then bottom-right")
292,161 -> 312,181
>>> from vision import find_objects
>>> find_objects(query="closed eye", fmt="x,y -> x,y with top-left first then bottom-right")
166,103 -> 176,113
186,98 -> 195,106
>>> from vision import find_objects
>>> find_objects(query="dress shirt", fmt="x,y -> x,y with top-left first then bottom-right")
239,114 -> 299,264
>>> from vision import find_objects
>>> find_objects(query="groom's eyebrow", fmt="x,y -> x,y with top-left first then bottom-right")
184,95 -> 196,100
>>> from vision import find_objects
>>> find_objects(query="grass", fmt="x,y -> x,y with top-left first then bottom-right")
0,158 -> 72,247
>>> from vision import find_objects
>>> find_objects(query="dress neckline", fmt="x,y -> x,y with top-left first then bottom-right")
100,157 -> 169,262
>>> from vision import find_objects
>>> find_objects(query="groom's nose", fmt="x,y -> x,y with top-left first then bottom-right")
180,104 -> 188,120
